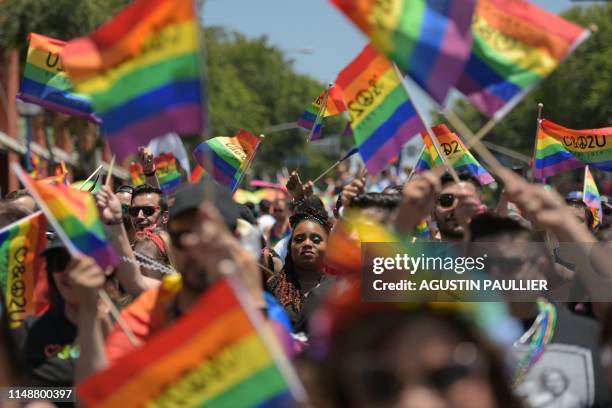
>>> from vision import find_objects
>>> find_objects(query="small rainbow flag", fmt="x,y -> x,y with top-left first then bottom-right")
62,0 -> 206,160
533,119 -> 612,179
193,129 -> 261,193
336,45 -> 424,175
18,33 -> 99,122
154,152 -> 182,196
456,0 -> 589,118
583,166 -> 602,228
415,218 -> 430,239
330,0 -> 476,104
129,162 -> 145,187
0,212 -> 49,329
297,85 -> 347,140
16,167 -> 117,270
78,278 -> 298,407
414,124 -> 494,184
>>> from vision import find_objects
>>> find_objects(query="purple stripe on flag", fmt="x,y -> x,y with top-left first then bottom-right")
364,116 -> 423,174
533,159 -> 585,179
107,104 -> 203,160
455,75 -> 506,117
17,93 -> 102,124
89,244 -> 119,270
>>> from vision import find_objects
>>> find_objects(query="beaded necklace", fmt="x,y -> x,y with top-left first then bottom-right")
513,299 -> 557,387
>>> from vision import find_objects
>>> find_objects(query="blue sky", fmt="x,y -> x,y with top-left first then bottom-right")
204,0 -> 577,83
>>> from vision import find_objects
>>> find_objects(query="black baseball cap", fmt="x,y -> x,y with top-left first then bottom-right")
169,177 -> 241,232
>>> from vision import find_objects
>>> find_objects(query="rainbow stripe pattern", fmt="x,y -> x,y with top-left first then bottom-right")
297,85 -> 347,140
154,152 -> 182,196
415,218 -> 430,238
0,212 -> 48,329
62,0 -> 206,160
22,173 -> 118,269
330,0 -> 476,104
130,162 -> 145,186
18,33 -> 99,122
78,279 -> 294,407
456,0 -> 589,119
415,124 -> 495,185
336,45 -> 424,175
534,119 -> 612,179
193,129 -> 261,193
583,167 -> 602,228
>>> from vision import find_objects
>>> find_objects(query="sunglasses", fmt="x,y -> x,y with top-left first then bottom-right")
128,206 -> 160,217
437,193 -> 456,208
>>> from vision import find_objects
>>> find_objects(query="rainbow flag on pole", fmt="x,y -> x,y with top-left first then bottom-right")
78,278 -> 300,407
14,166 -> 118,270
583,166 -> 602,228
129,162 -> 145,187
18,33 -> 99,122
330,0 -> 476,104
0,212 -> 49,329
193,130 -> 261,193
414,124 -> 495,185
456,0 -> 590,119
336,45 -> 424,175
62,0 -> 206,160
154,152 -> 182,196
533,119 -> 612,179
297,85 -> 347,140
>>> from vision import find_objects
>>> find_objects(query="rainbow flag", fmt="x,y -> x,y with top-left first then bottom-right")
297,85 -> 347,140
0,212 -> 49,329
18,170 -> 117,270
62,0 -> 206,160
456,0 -> 589,118
193,129 -> 261,193
154,152 -> 182,196
129,162 -> 145,186
330,0 -> 476,104
189,165 -> 206,184
414,124 -> 495,185
583,166 -> 602,228
18,33 -> 99,122
78,278 -> 296,407
534,119 -> 612,179
336,45 -> 424,175
415,218 -> 430,238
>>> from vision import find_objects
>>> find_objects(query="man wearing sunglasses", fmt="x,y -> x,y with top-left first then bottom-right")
129,184 -> 168,232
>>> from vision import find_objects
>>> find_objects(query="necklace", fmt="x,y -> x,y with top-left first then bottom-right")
513,299 -> 557,387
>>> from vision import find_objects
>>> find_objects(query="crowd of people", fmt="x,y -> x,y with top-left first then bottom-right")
1,145 -> 612,408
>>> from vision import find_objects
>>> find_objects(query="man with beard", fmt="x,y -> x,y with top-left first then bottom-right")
129,184 -> 168,232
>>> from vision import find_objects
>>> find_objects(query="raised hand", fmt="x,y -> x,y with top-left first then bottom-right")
137,146 -> 155,174
286,171 -> 314,201
66,256 -> 106,309
394,170 -> 442,234
340,167 -> 367,210
96,185 -> 123,225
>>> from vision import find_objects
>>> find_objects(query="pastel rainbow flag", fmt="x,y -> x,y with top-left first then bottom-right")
193,129 -> 261,193
0,212 -> 49,329
414,124 -> 495,185
78,278 -> 298,407
297,85 -> 347,140
456,0 -> 590,119
330,0 -> 476,104
62,0 -> 207,160
583,166 -> 602,228
336,45 -> 424,175
154,152 -> 182,196
533,119 -> 612,179
129,162 -> 145,186
15,166 -> 118,270
18,33 -> 99,123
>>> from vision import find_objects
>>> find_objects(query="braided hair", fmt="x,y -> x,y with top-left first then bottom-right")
268,208 -> 331,316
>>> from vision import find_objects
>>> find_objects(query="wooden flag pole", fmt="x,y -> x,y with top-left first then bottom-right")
582,165 -> 589,201
393,64 -> 461,183
105,155 -> 116,187
530,103 -> 544,180
77,164 -> 104,191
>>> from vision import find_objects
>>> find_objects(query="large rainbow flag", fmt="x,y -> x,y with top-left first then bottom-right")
78,278 -> 297,407
193,129 -> 261,193
297,85 -> 347,140
414,124 -> 495,185
330,0 -> 476,104
18,33 -> 99,123
583,166 -> 602,228
336,45 -> 424,175
17,168 -> 118,270
0,212 -> 48,329
62,0 -> 206,160
533,119 -> 612,179
154,152 -> 182,196
456,0 -> 589,118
